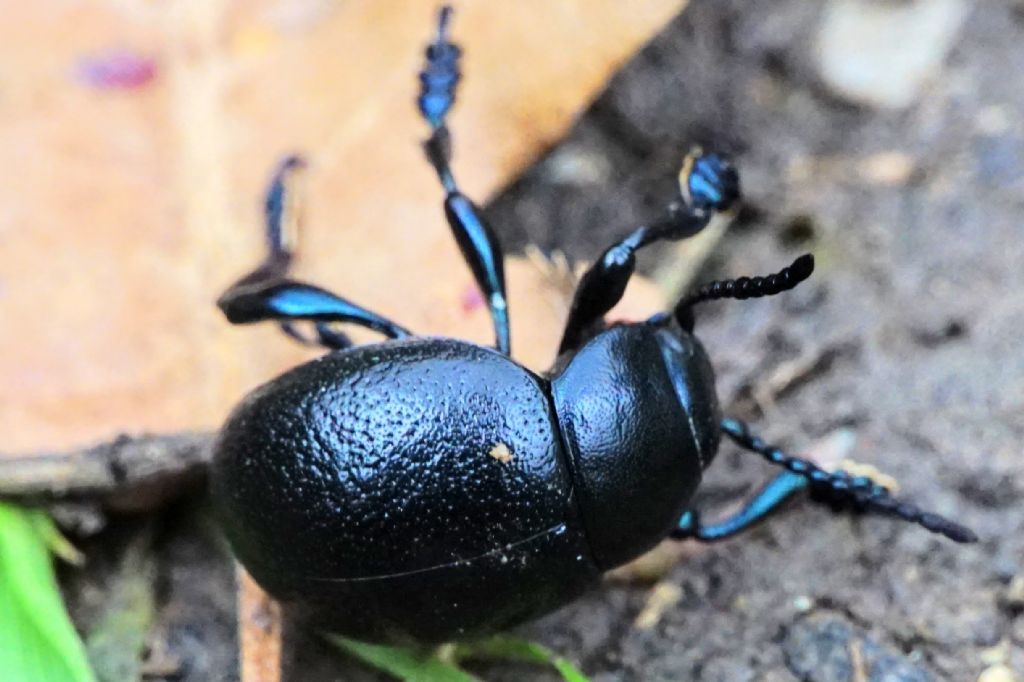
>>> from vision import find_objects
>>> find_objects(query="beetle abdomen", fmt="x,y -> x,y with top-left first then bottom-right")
212,337 -> 599,642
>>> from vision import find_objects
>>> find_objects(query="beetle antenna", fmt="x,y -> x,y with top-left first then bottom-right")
721,417 -> 978,543
683,253 -> 814,306
673,253 -> 813,325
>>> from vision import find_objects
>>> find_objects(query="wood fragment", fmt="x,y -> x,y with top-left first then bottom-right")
634,581 -> 683,630
238,566 -> 283,682
0,433 -> 212,511
848,637 -> 869,682
750,342 -> 852,415
654,210 -> 733,300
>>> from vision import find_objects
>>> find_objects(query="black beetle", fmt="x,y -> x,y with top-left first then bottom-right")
211,7 -> 976,644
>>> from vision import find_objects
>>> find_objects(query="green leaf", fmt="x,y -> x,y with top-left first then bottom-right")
326,634 -> 480,682
453,635 -> 589,682
0,502 -> 97,682
27,511 -> 85,566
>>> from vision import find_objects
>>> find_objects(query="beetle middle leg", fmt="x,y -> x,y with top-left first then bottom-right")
673,418 -> 978,543
557,150 -> 741,355
417,7 -> 511,355
217,156 -> 411,345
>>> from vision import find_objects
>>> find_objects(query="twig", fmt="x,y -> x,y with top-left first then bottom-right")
653,210 -> 732,300
238,566 -> 283,682
848,637 -> 869,682
0,433 -> 212,511
751,342 -> 852,414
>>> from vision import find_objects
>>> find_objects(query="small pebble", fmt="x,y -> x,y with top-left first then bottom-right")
976,106 -> 1013,136
978,664 -> 1017,682
858,152 -> 916,186
979,641 -> 1009,666
634,582 -> 682,630
816,0 -> 968,109
1003,575 -> 1024,608
544,146 -> 613,187
794,595 -> 814,612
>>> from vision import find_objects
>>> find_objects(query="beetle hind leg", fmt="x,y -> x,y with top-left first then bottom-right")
417,6 -> 511,355
218,156 -> 412,346
682,417 -> 978,543
672,471 -> 809,542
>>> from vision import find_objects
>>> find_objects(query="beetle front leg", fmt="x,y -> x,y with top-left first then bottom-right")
557,151 -> 740,355
218,156 -> 411,346
418,7 -> 511,355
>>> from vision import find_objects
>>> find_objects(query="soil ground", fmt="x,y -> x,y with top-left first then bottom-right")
65,1 -> 1024,680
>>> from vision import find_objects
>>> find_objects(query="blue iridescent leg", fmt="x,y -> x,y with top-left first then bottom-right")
557,150 -> 741,355
673,471 -> 808,542
418,6 -> 511,355
218,156 -> 411,345
695,417 -> 977,543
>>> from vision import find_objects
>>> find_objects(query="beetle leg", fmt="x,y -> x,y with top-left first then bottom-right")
218,156 -> 411,346
279,321 -> 354,351
557,150 -> 740,355
672,471 -> 809,542
218,279 -> 411,340
418,7 -> 511,355
714,417 -> 978,543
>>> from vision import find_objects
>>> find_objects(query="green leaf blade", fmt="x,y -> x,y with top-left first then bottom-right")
0,503 -> 96,682
454,635 -> 589,682
326,634 -> 480,682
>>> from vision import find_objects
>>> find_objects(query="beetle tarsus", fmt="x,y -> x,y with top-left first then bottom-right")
679,148 -> 741,212
418,5 -> 460,129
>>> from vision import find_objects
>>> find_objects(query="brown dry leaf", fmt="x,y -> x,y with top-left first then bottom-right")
0,0 -> 684,452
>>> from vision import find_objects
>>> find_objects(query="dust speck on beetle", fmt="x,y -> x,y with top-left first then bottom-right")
489,442 -> 513,464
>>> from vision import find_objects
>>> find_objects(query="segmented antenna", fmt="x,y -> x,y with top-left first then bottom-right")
721,418 -> 978,543
678,253 -> 814,309
417,6 -> 460,129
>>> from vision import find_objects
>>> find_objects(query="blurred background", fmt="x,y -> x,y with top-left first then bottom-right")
0,0 -> 679,453
1,0 -> 1022,680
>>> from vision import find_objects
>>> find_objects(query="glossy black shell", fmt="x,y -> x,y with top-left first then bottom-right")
212,325 -> 720,643
553,324 -> 721,568
213,338 -> 598,643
